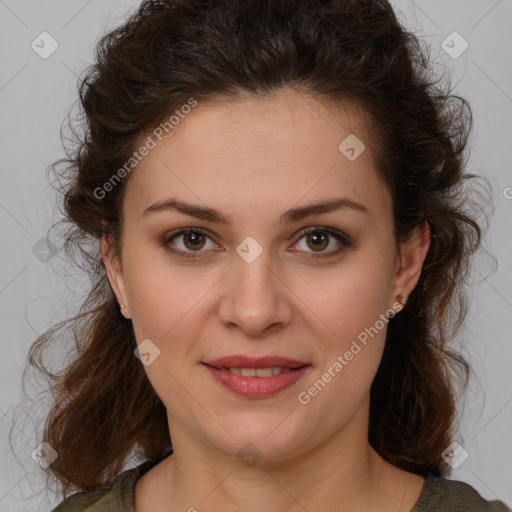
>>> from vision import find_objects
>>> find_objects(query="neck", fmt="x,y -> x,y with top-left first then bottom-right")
136,411 -> 423,512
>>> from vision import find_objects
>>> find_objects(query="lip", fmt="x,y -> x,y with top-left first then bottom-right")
201,357 -> 311,398
203,355 -> 309,369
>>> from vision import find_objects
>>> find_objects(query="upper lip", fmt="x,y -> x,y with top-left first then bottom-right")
203,355 -> 310,369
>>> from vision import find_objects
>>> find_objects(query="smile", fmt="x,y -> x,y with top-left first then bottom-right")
202,363 -> 311,398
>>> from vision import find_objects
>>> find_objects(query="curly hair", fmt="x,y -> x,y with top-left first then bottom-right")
14,0 -> 490,500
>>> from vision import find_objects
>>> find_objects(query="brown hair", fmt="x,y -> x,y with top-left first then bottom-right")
13,0 -> 491,499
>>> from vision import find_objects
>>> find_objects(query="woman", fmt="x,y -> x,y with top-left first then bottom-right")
21,0 -> 510,510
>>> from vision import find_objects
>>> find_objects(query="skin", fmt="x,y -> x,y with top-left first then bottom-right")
102,87 -> 430,512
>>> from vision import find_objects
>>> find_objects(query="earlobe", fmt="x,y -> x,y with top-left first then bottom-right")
100,232 -> 129,315
392,220 -> 431,300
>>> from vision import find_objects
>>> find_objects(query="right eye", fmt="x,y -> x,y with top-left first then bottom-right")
161,228 -> 220,260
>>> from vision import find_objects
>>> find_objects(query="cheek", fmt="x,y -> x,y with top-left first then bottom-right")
123,250 -> 210,340
296,314 -> 386,427
293,254 -> 392,396
295,257 -> 393,344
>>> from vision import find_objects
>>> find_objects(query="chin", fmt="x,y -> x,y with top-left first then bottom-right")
202,414 -> 313,462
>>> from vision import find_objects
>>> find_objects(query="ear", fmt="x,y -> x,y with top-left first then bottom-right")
391,220 -> 431,302
100,220 -> 129,312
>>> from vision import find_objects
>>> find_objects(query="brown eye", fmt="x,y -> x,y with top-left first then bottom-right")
162,228 -> 218,260
291,227 -> 353,260
305,231 -> 329,252
162,226 -> 352,261
182,231 -> 207,251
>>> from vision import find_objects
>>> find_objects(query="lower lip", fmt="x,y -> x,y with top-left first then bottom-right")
202,364 -> 311,398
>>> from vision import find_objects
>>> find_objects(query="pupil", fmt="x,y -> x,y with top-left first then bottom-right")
183,231 -> 329,252
185,232 -> 204,250
308,232 -> 327,251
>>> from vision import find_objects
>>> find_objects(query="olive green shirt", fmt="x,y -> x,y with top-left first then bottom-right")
51,455 -> 511,511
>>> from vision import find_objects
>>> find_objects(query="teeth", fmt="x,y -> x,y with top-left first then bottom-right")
225,367 -> 293,377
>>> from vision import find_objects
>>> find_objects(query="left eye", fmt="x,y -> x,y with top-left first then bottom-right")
293,228 -> 345,254
162,227 -> 350,260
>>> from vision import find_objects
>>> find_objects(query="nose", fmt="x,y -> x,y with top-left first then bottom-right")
217,248 -> 293,337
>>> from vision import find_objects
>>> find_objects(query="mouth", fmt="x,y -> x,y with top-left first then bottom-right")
201,358 -> 312,398
202,364 -> 308,377
202,355 -> 310,370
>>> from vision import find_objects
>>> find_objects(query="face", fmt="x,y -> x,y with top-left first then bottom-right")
103,88 -> 429,462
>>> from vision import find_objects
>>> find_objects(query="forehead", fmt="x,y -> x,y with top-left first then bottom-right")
122,89 -> 389,224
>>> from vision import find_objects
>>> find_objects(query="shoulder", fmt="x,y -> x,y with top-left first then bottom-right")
50,459 -> 158,512
50,487 -> 113,511
413,477 -> 511,512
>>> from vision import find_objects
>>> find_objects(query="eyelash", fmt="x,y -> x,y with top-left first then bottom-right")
161,226 -> 353,261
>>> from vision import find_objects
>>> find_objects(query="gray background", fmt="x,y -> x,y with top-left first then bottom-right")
0,0 -> 511,510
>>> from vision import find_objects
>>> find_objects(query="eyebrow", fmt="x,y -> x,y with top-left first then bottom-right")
142,197 -> 369,224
